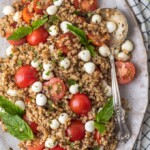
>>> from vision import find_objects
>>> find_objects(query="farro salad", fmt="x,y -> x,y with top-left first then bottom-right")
0,0 -> 136,150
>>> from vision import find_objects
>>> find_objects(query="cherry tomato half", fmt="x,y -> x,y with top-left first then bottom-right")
22,7 -> 33,24
66,120 -> 85,142
50,145 -> 66,150
15,65 -> 38,88
27,140 -> 44,150
27,27 -> 49,46
70,93 -> 91,115
115,61 -> 136,84
44,78 -> 66,101
56,32 -> 76,54
95,130 -> 102,145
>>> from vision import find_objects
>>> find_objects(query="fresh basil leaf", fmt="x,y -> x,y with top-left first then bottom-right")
67,79 -> 77,86
96,97 -> 114,123
0,96 -> 24,116
0,113 -> 34,141
31,17 -> 48,30
94,122 -> 106,134
85,44 -> 95,56
7,26 -> 32,40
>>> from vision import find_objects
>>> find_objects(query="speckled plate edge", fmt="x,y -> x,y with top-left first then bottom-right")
0,0 -> 149,150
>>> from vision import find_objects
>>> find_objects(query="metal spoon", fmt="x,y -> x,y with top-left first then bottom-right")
89,8 -> 131,143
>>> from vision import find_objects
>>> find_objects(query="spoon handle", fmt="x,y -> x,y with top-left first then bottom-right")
110,54 -> 131,143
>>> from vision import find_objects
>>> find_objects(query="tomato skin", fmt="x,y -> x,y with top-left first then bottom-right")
56,32 -> 76,54
6,32 -> 27,46
22,7 -> 33,24
115,61 -> 136,84
21,0 -> 30,5
74,0 -> 80,9
50,145 -> 66,150
70,94 -> 91,115
27,27 -> 49,46
27,140 -> 44,150
44,78 -> 66,101
66,120 -> 85,142
95,130 -> 102,145
15,65 -> 38,88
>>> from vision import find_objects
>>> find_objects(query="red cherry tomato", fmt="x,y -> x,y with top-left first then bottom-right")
21,0 -> 30,5
23,115 -> 38,134
70,93 -> 91,115
33,0 -> 53,14
66,120 -> 85,142
27,140 -> 44,150
115,61 -> 136,84
56,32 -> 76,54
50,145 -> 66,150
44,78 -> 66,101
27,27 -> 49,46
95,130 -> 102,145
22,7 -> 33,24
15,65 -> 38,88
6,32 -> 27,46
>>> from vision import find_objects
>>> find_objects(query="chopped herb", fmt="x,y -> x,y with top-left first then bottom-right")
93,146 -> 100,150
38,64 -> 43,70
17,60 -> 22,66
67,79 -> 77,86
78,86 -> 82,93
46,71 -> 50,76
48,100 -> 54,110
48,15 -> 61,25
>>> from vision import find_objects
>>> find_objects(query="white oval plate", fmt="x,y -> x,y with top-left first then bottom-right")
0,0 -> 148,150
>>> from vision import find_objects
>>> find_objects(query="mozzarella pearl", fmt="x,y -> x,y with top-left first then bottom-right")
36,93 -> 47,106
121,40 -> 134,52
42,71 -> 54,80
85,121 -> 95,132
3,5 -> 15,15
49,25 -> 59,36
69,84 -> 79,94
58,113 -> 69,124
83,62 -> 96,74
6,45 -> 13,56
43,62 -> 54,71
101,80 -> 108,88
31,81 -> 42,93
45,138 -> 57,148
78,50 -> 91,62
15,100 -> 25,110
46,5 -> 58,15
60,58 -> 70,69
50,119 -> 60,130
114,49 -> 120,55
31,60 -> 40,68
117,52 -> 129,61
104,86 -> 112,97
13,11 -> 20,22
53,0 -> 64,6
106,21 -> 117,33
98,45 -> 111,57
91,14 -> 102,24
60,21 -> 72,33
7,89 -> 17,96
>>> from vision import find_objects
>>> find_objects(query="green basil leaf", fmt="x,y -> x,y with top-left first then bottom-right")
7,26 -> 32,40
31,17 -> 48,30
94,122 -> 106,134
85,44 -> 95,56
67,79 -> 77,86
96,97 -> 114,123
0,113 -> 34,141
0,96 -> 24,116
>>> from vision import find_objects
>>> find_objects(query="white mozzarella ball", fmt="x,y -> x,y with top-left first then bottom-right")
31,60 -> 40,68
98,45 -> 111,57
117,52 -> 129,61
69,84 -> 79,94
91,14 -> 102,24
43,62 -> 54,71
42,71 -> 54,80
106,21 -> 117,33
101,80 -> 108,88
6,45 -> 13,56
83,62 -> 96,74
104,86 -> 112,97
7,89 -> 17,97
114,49 -> 120,55
36,93 -> 47,106
121,40 -> 134,52
78,50 -> 91,62
3,5 -> 15,15
58,113 -> 69,124
60,21 -> 72,33
54,0 -> 64,6
50,119 -> 60,130
85,121 -> 95,132
15,100 -> 25,110
46,5 -> 58,15
49,25 -> 59,36
31,81 -> 42,93
13,11 -> 20,22
45,138 -> 57,148
60,58 -> 70,69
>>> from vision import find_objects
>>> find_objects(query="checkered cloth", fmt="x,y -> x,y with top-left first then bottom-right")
126,0 -> 150,149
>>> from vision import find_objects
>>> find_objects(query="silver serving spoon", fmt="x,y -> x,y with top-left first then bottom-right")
89,8 -> 130,143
